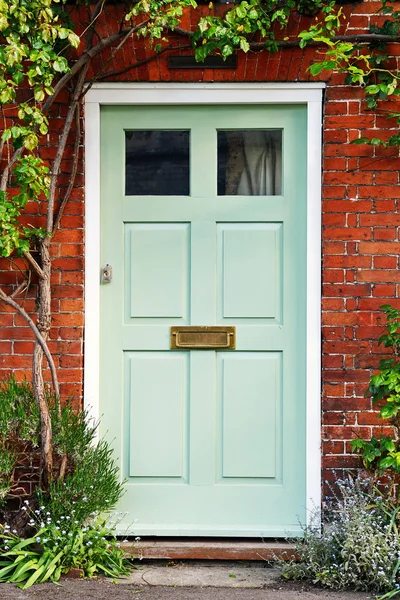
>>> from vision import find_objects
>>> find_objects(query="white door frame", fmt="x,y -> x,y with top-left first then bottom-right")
84,82 -> 324,525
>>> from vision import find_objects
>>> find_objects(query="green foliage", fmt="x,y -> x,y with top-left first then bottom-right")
0,509 -> 130,588
0,376 -> 128,586
351,436 -> 399,473
127,0 -> 197,43
50,397 -> 97,461
301,2 -> 400,146
0,0 -> 79,257
0,376 -> 123,513
0,376 -> 40,501
41,440 -> 125,525
281,476 -> 400,594
192,0 -> 304,62
351,306 -> 400,478
0,375 -> 40,445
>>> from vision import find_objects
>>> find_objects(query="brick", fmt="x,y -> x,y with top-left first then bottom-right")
359,242 -> 400,254
322,355 -> 344,369
322,298 -> 345,310
358,270 -> 400,283
323,412 -> 345,425
323,398 -> 372,411
322,441 -> 345,454
325,116 -> 375,129
373,228 -> 397,240
322,214 -> 347,227
323,426 -> 372,440
357,412 -> 383,425
324,255 -> 371,268
324,172 -> 373,185
374,256 -> 397,269
359,186 -> 400,199
372,284 -> 396,297
323,283 -> 372,297
323,241 -> 346,254
323,270 -> 345,283
324,200 -> 372,213
323,228 -> 371,241
323,455 -> 360,468
360,214 -> 400,226
323,369 -> 370,383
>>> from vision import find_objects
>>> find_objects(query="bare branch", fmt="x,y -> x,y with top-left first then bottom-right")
82,0 -> 106,47
47,66 -> 88,233
24,251 -> 44,279
0,289 -> 59,397
42,20 -> 150,116
11,279 -> 30,299
52,106 -> 81,234
0,147 -> 23,192
250,33 -> 400,50
172,25 -> 400,49
90,43 -> 192,83
82,25 -> 137,97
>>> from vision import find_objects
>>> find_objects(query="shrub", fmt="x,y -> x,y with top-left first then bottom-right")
40,440 -> 125,525
282,476 -> 400,594
0,376 -> 131,585
0,376 -> 40,502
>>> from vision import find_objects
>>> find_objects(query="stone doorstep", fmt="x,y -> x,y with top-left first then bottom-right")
122,539 -> 297,561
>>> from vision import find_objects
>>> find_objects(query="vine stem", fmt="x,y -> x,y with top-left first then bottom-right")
0,288 -> 59,397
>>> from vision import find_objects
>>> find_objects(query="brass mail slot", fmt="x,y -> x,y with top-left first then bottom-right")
170,326 -> 236,350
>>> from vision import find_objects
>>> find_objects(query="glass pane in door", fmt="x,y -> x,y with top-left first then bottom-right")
217,130 -> 282,196
126,130 -> 190,196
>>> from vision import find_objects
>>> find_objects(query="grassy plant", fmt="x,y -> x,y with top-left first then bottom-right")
40,440 -> 125,525
0,504 -> 130,588
282,476 -> 400,594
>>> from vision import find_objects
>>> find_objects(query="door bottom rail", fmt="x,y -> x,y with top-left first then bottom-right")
121,538 -> 297,561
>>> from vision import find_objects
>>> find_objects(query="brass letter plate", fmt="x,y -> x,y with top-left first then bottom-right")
170,326 -> 236,350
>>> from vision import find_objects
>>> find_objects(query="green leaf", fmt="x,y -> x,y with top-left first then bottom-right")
222,45 -> 233,58
21,564 -> 46,589
309,63 -> 323,76
380,404 -> 399,419
67,32 -> 80,48
239,38 -> 250,52
380,456 -> 395,469
23,133 -> 38,151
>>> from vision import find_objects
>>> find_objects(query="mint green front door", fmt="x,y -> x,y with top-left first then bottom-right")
100,104 -> 307,536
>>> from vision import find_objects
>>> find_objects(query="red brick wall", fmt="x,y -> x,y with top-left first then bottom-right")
0,98 -> 85,406
1,1 -> 399,492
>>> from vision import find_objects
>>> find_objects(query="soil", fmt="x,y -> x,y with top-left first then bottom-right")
0,577 -> 373,600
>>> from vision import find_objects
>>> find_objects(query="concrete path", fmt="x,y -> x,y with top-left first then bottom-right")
0,562 -> 373,599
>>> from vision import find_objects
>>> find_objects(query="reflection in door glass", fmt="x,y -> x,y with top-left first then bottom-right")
217,130 -> 282,196
125,130 -> 190,195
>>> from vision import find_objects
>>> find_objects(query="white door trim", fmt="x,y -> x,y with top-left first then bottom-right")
84,82 -> 323,526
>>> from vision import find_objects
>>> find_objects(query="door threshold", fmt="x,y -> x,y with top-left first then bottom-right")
122,538 -> 296,561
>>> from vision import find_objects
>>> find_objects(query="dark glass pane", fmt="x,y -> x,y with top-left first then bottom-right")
217,130 -> 282,196
125,130 -> 190,196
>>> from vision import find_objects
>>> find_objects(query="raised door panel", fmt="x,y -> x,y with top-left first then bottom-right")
217,352 -> 281,480
125,223 -> 190,321
217,223 -> 283,323
127,352 -> 189,480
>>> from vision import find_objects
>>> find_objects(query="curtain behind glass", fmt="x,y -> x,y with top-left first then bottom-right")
221,130 -> 282,196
